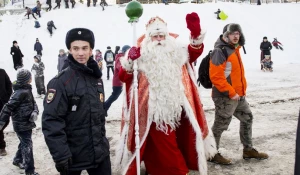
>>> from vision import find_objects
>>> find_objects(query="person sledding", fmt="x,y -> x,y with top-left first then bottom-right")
260,36 -> 272,70
261,55 -> 273,72
272,38 -> 283,50
214,9 -> 221,20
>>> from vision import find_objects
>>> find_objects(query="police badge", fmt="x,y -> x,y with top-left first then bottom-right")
46,89 -> 56,104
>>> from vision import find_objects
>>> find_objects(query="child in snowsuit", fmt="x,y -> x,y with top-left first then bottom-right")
57,49 -> 68,72
104,46 -> 115,80
34,21 -> 40,28
24,7 -> 37,20
0,69 -> 39,175
31,55 -> 46,98
47,20 -> 57,36
272,38 -> 283,50
261,55 -> 273,72
34,38 -> 43,56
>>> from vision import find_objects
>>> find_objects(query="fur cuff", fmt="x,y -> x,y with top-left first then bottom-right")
189,29 -> 206,46
120,51 -> 134,71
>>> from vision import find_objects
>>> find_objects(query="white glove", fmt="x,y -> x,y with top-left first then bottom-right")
189,29 -> 206,46
11,52 -> 14,55
29,112 -> 38,122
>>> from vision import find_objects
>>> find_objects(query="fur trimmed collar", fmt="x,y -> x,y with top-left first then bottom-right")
68,54 -> 102,79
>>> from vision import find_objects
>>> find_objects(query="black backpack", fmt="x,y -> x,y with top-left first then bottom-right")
197,47 -> 228,88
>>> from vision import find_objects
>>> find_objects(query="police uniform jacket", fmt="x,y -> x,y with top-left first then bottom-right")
42,54 -> 109,171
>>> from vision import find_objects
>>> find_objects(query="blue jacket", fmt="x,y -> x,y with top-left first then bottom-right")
34,42 -> 43,51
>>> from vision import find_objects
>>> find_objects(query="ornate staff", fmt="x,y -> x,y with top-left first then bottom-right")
125,1 -> 143,174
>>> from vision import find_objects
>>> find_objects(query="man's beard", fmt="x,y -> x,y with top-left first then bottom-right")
138,35 -> 186,132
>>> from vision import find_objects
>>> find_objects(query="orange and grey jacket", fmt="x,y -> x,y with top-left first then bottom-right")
209,35 -> 247,98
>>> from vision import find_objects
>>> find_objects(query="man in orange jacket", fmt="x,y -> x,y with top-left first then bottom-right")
208,23 -> 269,165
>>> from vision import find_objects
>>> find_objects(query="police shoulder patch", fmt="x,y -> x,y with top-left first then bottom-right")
46,89 -> 56,103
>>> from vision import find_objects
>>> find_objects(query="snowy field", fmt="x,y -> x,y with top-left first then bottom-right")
0,2 -> 299,175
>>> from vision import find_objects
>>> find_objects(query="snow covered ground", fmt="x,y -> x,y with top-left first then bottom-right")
0,2 -> 299,175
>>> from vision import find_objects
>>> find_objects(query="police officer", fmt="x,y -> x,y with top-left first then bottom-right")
42,28 -> 111,175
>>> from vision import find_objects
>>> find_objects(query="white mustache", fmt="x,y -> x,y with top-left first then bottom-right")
152,40 -> 166,46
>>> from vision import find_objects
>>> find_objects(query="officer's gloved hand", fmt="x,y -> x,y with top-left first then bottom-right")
55,158 -> 72,175
29,112 -> 38,122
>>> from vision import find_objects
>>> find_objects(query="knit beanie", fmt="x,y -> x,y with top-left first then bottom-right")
13,40 -> 17,44
34,55 -> 41,62
263,36 -> 267,39
17,69 -> 32,85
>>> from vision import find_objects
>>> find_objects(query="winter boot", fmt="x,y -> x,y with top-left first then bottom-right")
208,153 -> 232,165
13,161 -> 25,169
0,149 -> 7,156
243,148 -> 269,160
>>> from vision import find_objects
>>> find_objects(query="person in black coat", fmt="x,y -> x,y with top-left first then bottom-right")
260,36 -> 272,70
295,109 -> 300,175
0,69 -> 39,175
114,46 -> 120,55
0,69 -> 12,156
10,41 -> 24,70
42,28 -> 111,175
104,46 -> 115,80
53,0 -> 61,9
34,38 -> 43,56
47,20 -> 57,36
46,0 -> 52,11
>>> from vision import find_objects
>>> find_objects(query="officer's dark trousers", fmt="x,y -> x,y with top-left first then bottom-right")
68,156 -> 111,175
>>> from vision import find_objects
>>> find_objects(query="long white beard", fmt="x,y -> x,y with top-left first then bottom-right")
138,36 -> 187,132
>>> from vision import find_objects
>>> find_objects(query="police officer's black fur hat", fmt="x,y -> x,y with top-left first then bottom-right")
65,28 -> 95,49
223,23 -> 245,46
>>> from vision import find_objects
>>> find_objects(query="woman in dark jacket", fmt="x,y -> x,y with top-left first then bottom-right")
10,41 -> 24,70
260,36 -> 272,70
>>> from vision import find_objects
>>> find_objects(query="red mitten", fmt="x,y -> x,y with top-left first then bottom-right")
128,46 -> 141,61
186,12 -> 201,38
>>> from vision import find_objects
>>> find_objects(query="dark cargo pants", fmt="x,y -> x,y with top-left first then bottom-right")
212,97 -> 253,149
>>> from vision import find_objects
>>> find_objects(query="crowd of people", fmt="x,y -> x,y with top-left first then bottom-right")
24,0 -> 108,17
0,9 -> 293,175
